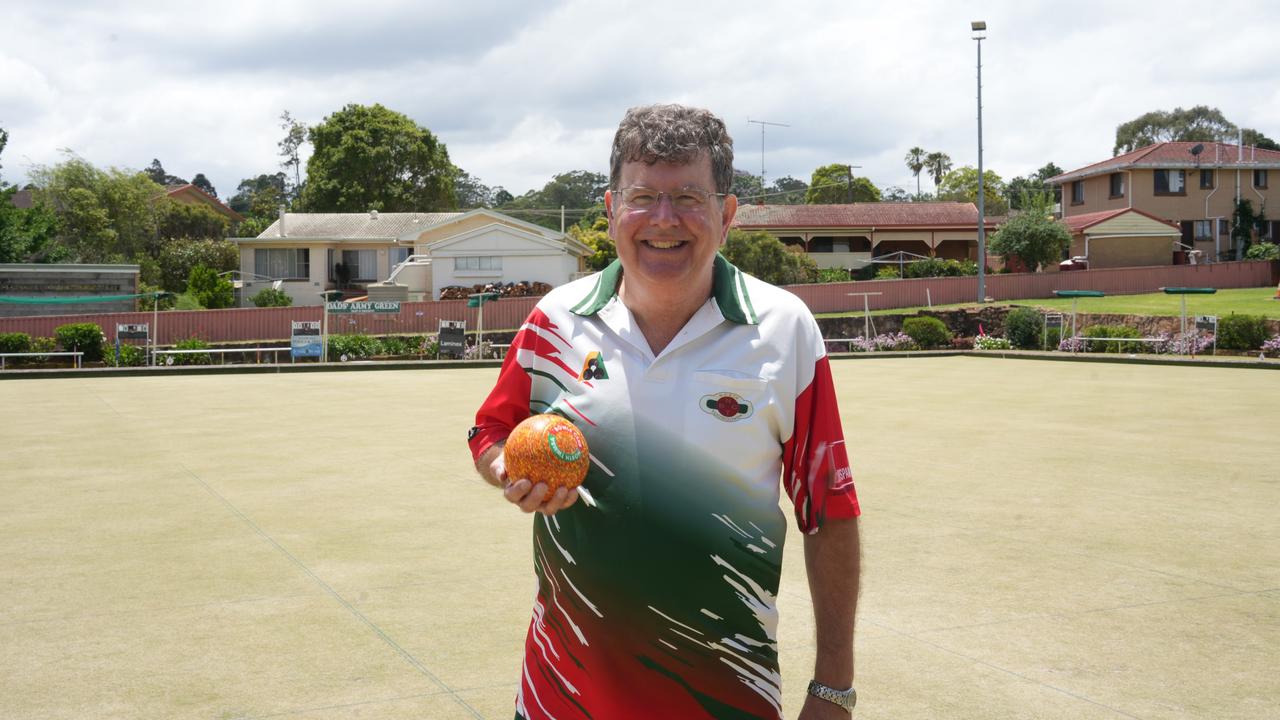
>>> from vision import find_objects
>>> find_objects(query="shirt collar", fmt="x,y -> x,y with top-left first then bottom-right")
569,254 -> 758,325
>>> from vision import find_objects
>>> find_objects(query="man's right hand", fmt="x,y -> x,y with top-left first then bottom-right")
479,444 -> 580,516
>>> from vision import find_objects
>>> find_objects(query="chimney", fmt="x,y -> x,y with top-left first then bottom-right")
370,209 -> 378,220
278,205 -> 286,237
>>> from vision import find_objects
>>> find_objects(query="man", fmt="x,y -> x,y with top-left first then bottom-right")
469,104 -> 860,719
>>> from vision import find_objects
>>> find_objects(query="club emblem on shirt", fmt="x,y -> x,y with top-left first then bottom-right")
700,392 -> 753,422
579,351 -> 609,381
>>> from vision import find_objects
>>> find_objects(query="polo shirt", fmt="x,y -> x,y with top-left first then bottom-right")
469,254 -> 859,720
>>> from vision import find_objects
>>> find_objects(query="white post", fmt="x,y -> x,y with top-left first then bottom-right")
477,301 -> 484,360
151,294 -> 159,366
321,301 -> 329,363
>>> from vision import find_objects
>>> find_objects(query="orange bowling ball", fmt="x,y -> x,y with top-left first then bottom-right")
503,414 -> 590,491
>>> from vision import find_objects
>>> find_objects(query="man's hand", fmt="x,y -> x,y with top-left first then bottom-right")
798,694 -> 852,719
477,443 -> 580,516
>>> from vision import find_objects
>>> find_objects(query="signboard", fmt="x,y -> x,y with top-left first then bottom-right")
116,323 -> 149,340
439,320 -> 466,359
1195,315 -> 1218,333
326,301 -> 400,314
1045,314 -> 1064,329
291,321 -> 322,359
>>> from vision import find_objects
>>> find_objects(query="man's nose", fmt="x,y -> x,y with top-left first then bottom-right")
648,194 -> 680,227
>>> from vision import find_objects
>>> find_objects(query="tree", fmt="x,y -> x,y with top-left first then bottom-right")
987,205 -> 1071,272
721,229 -> 817,285
0,186 -> 63,263
805,164 -> 880,204
770,176 -> 808,204
568,216 -> 615,271
144,158 -> 187,186
299,103 -> 456,212
1242,128 -> 1280,151
729,170 -> 764,203
1006,163 -> 1062,210
1113,106 -> 1237,155
937,166 -> 1008,215
30,154 -> 167,263
882,186 -> 912,202
228,173 -> 287,216
0,126 -> 8,185
186,264 -> 235,309
158,238 -> 238,292
190,173 -> 217,198
492,187 -> 514,206
454,168 -> 493,208
158,201 -> 229,241
925,152 -> 952,193
278,110 -> 307,201
904,147 -> 926,199
504,170 -> 608,230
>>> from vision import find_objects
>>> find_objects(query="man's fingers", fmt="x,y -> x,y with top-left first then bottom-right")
516,482 -> 549,513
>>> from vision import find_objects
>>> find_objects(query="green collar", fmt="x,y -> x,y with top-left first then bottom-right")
569,254 -> 758,325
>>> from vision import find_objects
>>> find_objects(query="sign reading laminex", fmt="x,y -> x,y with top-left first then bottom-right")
291,321 -> 322,359
325,301 -> 401,314
439,320 -> 466,359
116,323 -> 149,340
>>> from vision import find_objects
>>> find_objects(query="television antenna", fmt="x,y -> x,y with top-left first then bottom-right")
747,118 -> 790,191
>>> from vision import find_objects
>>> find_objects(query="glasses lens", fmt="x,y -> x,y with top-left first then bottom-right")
622,188 -> 659,208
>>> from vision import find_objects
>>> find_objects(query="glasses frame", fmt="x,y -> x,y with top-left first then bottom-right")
613,185 -> 729,214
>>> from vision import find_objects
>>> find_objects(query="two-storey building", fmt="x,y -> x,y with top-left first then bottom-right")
1050,142 -> 1280,264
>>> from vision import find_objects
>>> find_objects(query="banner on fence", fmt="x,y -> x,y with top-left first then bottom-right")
439,320 -> 465,359
291,321 -> 322,358
326,301 -> 400,314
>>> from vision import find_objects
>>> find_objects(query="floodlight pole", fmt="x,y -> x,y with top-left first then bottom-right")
973,20 -> 988,303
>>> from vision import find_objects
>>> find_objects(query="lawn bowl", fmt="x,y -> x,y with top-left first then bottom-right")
504,414 -> 590,492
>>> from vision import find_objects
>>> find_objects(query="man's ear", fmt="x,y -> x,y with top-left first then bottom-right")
719,193 -> 738,242
604,189 -> 614,220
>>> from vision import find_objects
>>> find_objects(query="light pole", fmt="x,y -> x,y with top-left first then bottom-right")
972,20 -> 987,303
844,165 -> 862,203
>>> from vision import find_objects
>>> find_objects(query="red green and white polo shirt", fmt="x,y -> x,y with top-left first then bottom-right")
470,254 -> 859,720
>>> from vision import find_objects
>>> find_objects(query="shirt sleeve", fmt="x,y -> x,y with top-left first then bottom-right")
781,328 -> 860,534
467,313 -> 537,462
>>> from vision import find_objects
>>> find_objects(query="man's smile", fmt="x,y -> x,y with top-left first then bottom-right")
641,239 -> 688,250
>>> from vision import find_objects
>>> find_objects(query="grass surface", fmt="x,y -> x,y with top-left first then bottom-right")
816,286 -> 1280,319
1,360 -> 1278,719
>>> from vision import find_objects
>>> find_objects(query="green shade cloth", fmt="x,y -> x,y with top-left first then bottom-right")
1161,287 -> 1217,295
0,292 -> 168,304
467,292 -> 500,308
1053,290 -> 1106,298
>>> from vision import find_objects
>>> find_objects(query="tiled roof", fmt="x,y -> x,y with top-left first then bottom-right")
164,183 -> 245,221
1051,142 -> 1280,184
733,202 -> 991,228
256,212 -> 462,239
1060,208 -> 1181,234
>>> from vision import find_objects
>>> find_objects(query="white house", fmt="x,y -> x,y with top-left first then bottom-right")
230,209 -> 592,305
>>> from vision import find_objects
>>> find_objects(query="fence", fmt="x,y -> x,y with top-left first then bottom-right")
0,261 -> 1274,344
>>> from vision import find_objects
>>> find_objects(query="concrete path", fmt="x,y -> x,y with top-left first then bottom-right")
1,357 -> 1275,719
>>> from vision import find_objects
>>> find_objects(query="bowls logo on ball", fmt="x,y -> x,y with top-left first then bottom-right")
700,392 -> 753,422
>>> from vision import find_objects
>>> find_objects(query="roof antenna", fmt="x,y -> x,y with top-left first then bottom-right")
1190,143 -> 1203,166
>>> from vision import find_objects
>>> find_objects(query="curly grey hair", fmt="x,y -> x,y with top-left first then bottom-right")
609,104 -> 735,194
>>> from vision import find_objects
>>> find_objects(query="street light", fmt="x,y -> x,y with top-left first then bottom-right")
972,19 -> 987,303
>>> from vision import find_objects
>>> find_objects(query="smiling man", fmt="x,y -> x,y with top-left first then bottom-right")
469,104 -> 861,719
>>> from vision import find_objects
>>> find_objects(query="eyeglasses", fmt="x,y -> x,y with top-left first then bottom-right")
615,186 -> 727,213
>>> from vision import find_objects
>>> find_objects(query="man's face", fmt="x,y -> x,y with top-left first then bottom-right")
605,153 -> 737,298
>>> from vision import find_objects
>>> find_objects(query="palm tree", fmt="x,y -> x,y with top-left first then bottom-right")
904,147 -> 926,200
925,152 -> 952,194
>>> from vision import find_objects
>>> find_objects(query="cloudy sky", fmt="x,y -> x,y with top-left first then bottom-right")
2,0 -> 1277,204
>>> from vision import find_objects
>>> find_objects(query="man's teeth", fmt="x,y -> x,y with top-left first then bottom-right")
646,240 -> 683,249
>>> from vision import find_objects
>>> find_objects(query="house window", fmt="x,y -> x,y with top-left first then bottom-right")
254,248 -> 309,280
1109,173 -> 1124,198
336,249 -> 377,282
390,247 -> 411,268
1154,169 -> 1186,195
454,256 -> 502,271
1071,181 -> 1084,204
1200,169 -> 1214,189
1255,169 -> 1269,189
1194,220 -> 1213,240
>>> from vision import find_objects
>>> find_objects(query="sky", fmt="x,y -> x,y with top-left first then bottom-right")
2,0 -> 1278,205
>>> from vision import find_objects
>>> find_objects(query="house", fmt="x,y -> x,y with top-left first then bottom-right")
1050,142 -> 1280,263
1061,209 -> 1182,269
229,209 -> 591,305
163,184 -> 244,224
732,202 -> 999,269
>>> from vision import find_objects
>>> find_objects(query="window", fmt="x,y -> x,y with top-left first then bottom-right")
454,256 -> 502,271
254,248 -> 309,280
1255,169 -> 1269,189
1109,173 -> 1124,198
390,247 -> 411,268
1154,169 -> 1185,195
1071,181 -> 1084,204
1194,220 -> 1213,240
1200,169 -> 1215,189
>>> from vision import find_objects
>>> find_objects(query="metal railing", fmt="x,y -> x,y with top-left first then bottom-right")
151,347 -> 294,366
0,351 -> 84,369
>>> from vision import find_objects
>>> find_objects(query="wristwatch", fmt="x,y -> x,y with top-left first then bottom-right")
807,679 -> 856,711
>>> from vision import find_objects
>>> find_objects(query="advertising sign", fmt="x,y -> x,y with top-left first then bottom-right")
291,321 -> 323,358
439,320 -> 465,359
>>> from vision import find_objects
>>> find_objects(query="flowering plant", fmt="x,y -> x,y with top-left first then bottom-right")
845,333 -> 918,352
1262,335 -> 1280,357
1152,332 -> 1216,355
973,335 -> 1012,350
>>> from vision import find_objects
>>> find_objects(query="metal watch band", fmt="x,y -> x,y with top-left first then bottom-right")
807,679 -> 857,710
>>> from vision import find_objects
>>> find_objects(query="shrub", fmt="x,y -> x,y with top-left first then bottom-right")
419,334 -> 440,357
815,268 -> 851,283
903,258 -> 977,278
1004,307 -> 1043,350
103,343 -> 147,367
0,332 -> 32,354
187,264 -> 235,309
30,337 -> 56,363
1043,326 -> 1063,350
250,287 -> 293,307
846,333 -> 917,352
54,323 -> 105,361
973,335 -> 1012,350
328,334 -> 379,361
377,336 -> 416,356
169,338 -> 211,365
875,265 -> 901,279
1244,242 -> 1280,261
902,316 -> 953,349
1216,313 -> 1268,350
1082,325 -> 1143,353
1152,332 -> 1216,355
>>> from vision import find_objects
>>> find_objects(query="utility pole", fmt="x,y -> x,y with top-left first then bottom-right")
845,165 -> 862,203
747,118 -> 789,194
972,20 -> 988,303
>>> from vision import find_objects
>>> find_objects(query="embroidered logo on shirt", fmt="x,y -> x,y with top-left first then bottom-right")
579,351 -> 609,381
700,392 -> 753,422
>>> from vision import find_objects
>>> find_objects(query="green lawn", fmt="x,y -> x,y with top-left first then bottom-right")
816,287 -> 1280,319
